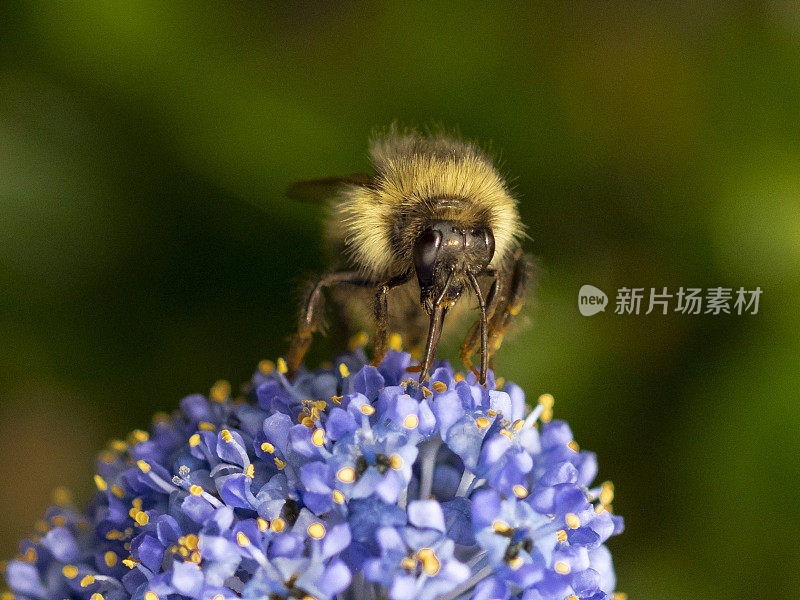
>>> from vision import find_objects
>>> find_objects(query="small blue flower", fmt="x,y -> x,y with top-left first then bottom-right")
3,350 -> 625,600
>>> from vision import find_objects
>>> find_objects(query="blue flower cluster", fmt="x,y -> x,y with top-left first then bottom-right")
3,350 -> 624,600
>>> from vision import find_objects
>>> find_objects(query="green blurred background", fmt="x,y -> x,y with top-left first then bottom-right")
1,2 -> 799,598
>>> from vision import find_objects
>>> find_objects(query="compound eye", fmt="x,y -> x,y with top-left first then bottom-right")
413,228 -> 442,288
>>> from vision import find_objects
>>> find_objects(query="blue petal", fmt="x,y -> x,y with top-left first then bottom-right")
353,365 -> 385,400
407,499 -> 445,532
41,526 -> 79,562
5,561 -> 46,599
171,560 -> 203,597
318,559 -> 352,597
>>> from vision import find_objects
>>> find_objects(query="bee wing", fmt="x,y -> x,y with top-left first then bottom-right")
286,174 -> 374,203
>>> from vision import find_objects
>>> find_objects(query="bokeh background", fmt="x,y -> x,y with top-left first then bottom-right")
2,2 -> 799,598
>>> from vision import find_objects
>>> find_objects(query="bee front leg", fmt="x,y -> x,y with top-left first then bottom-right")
287,271 -> 375,378
371,271 -> 413,366
460,250 -> 533,376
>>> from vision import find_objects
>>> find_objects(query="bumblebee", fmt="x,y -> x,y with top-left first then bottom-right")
286,127 -> 531,385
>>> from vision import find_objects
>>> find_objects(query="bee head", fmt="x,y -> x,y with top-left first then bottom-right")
413,221 -> 495,313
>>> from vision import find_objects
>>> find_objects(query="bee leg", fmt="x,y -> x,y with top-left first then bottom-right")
485,250 -> 533,357
371,271 -> 413,366
461,271 -> 500,372
413,270 -> 455,382
460,250 -> 532,374
414,303 -> 446,382
287,271 -> 375,377
466,271 -> 489,385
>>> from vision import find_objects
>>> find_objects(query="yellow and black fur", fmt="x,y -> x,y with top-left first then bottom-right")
286,127 -> 531,385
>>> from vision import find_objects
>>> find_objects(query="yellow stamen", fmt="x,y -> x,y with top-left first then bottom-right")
389,454 -> 403,470
213,595 -> 224,600
135,512 -> 149,526
500,428 -> 513,439
131,429 -> 149,443
109,439 -> 128,452
261,442 -> 275,453
257,517 -> 270,531
487,409 -> 497,417
554,561 -> 571,574
210,380 -> 230,403
403,414 -> 419,429
236,532 -> 250,547
454,373 -> 465,382
337,467 -> 356,483
612,594 -> 628,600
189,485 -> 203,496
80,575 -> 95,588
492,520 -> 511,534
104,551 -> 118,567
132,497 -> 143,509
24,548 -> 36,562
388,333 -> 402,351
541,407 -> 553,423
190,551 -> 201,563
308,523 -> 326,539
220,429 -> 233,443
312,428 -> 325,446
145,592 -> 159,600
512,419 -> 524,431
565,513 -> 581,529
111,485 -> 125,498
508,556 -> 524,570
538,393 -> 554,408
258,360 -> 274,374
339,363 -> 350,378
476,417 -> 491,429
422,386 -> 433,398
333,490 -> 345,504
512,485 -> 528,498
417,548 -> 440,575
62,565 -> 78,578
301,415 -> 316,428
360,404 -> 375,416
122,558 -> 137,569
184,534 -> 198,550
245,463 -> 255,478
431,381 -> 447,393
276,358 -> 288,374
330,395 -> 342,404
271,517 -> 285,533
567,440 -> 579,452
136,460 -> 151,474
600,481 -> 615,505
400,557 -> 417,570
274,457 -> 287,470
349,331 -> 369,350
92,594 -> 105,600
98,450 -> 116,464
199,421 -> 216,431
556,529 -> 568,542
93,474 -> 108,491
